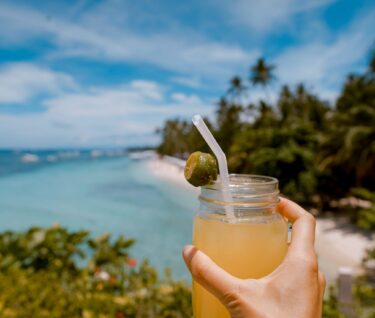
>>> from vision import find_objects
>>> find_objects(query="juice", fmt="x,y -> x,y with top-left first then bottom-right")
192,214 -> 288,318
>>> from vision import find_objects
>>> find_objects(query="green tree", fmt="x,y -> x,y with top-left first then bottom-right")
0,226 -> 192,317
156,118 -> 212,158
215,97 -> 243,155
250,57 -> 275,101
229,85 -> 328,202
250,58 -> 275,87
319,54 -> 375,193
227,75 -> 247,102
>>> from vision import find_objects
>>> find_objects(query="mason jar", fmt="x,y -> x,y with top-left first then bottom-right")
192,174 -> 288,318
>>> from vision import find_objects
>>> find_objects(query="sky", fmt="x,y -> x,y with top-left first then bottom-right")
0,0 -> 374,149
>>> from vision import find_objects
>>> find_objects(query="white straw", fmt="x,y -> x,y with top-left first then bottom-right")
192,114 -> 235,220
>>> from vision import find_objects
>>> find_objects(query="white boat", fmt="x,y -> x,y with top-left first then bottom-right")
90,150 -> 103,158
128,150 -> 155,160
57,151 -> 80,159
20,153 -> 39,163
46,155 -> 58,162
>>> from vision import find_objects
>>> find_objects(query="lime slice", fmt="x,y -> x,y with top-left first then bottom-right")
184,151 -> 218,187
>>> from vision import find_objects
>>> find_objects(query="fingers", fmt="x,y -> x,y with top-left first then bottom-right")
278,198 -> 316,255
183,245 -> 240,302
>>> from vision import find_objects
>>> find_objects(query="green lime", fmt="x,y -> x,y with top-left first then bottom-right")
184,151 -> 218,187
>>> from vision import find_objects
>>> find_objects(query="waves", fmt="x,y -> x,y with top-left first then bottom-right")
0,149 -> 128,177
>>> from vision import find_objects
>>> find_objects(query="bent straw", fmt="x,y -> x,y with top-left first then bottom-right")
192,114 -> 235,220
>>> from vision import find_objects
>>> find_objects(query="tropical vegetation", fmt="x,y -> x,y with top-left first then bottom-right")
1,47 -> 374,318
157,52 -> 375,230
157,52 -> 375,316
0,225 -> 374,317
0,225 -> 192,317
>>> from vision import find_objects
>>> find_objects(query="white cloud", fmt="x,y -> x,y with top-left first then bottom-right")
221,0 -> 334,33
0,1 -> 373,148
0,77 -> 213,148
170,93 -> 204,105
170,76 -> 202,89
274,8 -> 375,100
0,63 -> 76,103
0,3 -> 256,81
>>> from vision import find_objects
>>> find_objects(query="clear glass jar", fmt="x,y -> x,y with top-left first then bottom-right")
192,174 -> 288,318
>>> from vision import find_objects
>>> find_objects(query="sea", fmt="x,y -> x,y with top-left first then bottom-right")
0,150 -> 197,280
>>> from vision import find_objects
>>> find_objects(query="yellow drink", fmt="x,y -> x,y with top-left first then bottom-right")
192,214 -> 288,318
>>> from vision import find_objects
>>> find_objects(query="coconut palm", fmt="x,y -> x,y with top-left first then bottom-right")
250,58 -> 275,87
319,55 -> 375,188
250,58 -> 276,102
227,76 -> 247,102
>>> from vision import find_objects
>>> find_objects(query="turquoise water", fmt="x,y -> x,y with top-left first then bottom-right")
0,153 -> 197,280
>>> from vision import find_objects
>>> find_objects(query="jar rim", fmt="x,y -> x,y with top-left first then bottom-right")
203,174 -> 278,191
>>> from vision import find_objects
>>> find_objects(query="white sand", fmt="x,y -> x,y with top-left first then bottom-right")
315,218 -> 374,282
146,155 -> 199,195
146,155 -> 375,284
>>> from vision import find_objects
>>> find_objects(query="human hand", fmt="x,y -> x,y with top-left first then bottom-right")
183,198 -> 325,318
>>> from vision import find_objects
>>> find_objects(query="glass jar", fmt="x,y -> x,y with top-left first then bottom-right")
192,174 -> 288,318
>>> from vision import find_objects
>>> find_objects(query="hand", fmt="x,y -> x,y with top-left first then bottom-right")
183,198 -> 326,318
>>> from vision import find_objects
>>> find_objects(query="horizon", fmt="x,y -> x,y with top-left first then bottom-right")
0,146 -> 156,151
0,0 -> 374,148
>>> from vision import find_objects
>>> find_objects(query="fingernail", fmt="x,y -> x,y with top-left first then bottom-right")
182,245 -> 196,267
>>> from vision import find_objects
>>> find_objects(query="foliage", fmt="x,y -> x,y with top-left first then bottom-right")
249,57 -> 275,87
0,226 -> 192,318
350,188 -> 375,230
322,246 -> 375,318
156,52 -> 375,222
319,63 -> 375,192
355,246 -> 375,318
157,118 -> 211,159
322,286 -> 345,318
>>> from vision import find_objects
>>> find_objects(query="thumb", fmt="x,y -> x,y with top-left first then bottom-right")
183,245 -> 240,303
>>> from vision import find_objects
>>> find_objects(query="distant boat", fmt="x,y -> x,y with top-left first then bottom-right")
20,153 -> 39,163
129,150 -> 155,160
57,151 -> 80,159
105,150 -> 125,157
46,155 -> 58,162
90,150 -> 103,158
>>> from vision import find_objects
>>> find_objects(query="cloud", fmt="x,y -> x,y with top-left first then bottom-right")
0,63 -> 76,104
220,0 -> 334,33
170,76 -> 202,89
0,2 -> 256,81
0,0 -> 373,148
274,8 -> 375,100
0,75 -> 213,148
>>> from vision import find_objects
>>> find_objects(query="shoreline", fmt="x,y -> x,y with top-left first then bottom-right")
145,155 -> 199,194
144,154 -> 375,284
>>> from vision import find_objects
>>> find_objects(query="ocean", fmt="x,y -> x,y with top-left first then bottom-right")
0,150 -> 197,280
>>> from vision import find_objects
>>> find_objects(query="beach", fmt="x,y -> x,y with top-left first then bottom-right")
0,149 -> 373,284
0,151 -> 195,280
147,154 -> 375,284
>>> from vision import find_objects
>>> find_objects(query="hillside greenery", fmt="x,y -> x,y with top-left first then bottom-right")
157,54 -> 375,231
156,53 -> 375,316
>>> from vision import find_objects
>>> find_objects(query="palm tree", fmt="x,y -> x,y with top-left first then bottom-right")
319,54 -> 375,188
227,76 -> 247,102
250,58 -> 275,88
249,58 -> 276,103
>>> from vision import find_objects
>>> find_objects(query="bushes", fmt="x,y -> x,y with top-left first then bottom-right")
348,188 -> 375,231
157,53 -> 375,218
0,226 -> 192,317
0,226 -> 374,316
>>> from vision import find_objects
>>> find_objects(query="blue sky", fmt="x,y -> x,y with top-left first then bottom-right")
0,0 -> 374,149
